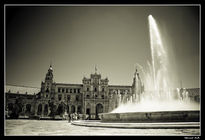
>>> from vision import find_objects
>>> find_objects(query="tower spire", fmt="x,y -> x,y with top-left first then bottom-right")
95,65 -> 97,74
48,60 -> 53,72
50,60 -> 52,68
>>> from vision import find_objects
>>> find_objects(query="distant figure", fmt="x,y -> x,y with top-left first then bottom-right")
70,113 -> 73,121
85,114 -> 89,120
74,112 -> 78,120
68,114 -> 71,123
72,113 -> 75,121
77,113 -> 80,120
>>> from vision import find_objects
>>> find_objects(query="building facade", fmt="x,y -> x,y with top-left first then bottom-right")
5,65 -> 199,120
6,65 -> 143,119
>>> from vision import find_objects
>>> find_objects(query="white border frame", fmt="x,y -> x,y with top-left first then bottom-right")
4,4 -> 201,136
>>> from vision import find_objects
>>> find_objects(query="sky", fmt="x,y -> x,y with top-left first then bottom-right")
5,5 -> 200,88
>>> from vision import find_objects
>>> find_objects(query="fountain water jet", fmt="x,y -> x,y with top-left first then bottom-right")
99,15 -> 199,123
110,15 -> 199,113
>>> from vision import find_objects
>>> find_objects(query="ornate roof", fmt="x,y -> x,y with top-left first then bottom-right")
5,85 -> 40,95
49,65 -> 53,71
108,85 -> 132,89
55,83 -> 83,87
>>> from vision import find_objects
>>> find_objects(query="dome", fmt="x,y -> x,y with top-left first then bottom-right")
48,65 -> 53,71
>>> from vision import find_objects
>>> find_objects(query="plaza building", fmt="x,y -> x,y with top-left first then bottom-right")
5,65 -> 199,120
6,65 -> 143,120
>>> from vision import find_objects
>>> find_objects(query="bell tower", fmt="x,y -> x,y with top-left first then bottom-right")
45,64 -> 53,82
44,64 -> 53,93
41,64 -> 54,94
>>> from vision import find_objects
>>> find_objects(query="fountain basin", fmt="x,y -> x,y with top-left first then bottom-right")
71,120 -> 200,129
99,110 -> 199,123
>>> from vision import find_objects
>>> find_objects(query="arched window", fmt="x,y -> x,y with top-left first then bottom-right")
76,95 -> 79,101
77,106 -> 82,114
44,104 -> 48,115
94,87 -> 97,92
56,103 -> 64,115
71,105 -> 75,113
46,88 -> 49,93
8,103 -> 13,111
37,104 -> 42,115
26,104 -> 31,114
67,95 -> 71,101
96,103 -> 103,119
58,95 -> 62,101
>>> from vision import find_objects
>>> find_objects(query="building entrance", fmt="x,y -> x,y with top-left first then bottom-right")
86,108 -> 90,119
96,103 -> 103,119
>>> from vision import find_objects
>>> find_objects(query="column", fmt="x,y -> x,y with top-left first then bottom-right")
42,104 -> 44,117
34,104 -> 37,116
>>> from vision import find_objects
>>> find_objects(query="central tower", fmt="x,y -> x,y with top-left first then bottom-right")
82,68 -> 109,119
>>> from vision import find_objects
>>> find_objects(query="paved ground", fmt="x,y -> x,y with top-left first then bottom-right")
5,119 -> 200,136
71,120 -> 200,129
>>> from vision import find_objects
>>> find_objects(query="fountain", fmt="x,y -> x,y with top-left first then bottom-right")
72,15 -> 199,129
99,15 -> 200,123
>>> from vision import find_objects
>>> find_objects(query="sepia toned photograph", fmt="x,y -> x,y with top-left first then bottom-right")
4,4 -> 200,136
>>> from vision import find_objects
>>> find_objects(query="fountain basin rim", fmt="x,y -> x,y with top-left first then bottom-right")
99,110 -> 200,123
71,120 -> 200,129
102,110 -> 200,115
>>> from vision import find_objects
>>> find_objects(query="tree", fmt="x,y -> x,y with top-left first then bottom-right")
48,100 -> 57,118
56,102 -> 66,116
10,98 -> 23,119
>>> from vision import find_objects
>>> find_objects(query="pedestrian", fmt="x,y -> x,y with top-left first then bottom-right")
77,113 -> 80,120
70,113 -> 73,122
86,114 -> 89,120
68,114 -> 71,123
72,113 -> 75,121
75,112 -> 78,120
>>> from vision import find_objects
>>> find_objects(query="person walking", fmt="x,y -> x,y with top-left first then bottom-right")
75,112 -> 78,120
68,114 -> 71,123
72,113 -> 75,121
